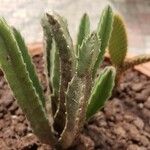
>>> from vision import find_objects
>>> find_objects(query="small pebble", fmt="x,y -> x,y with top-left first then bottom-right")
140,136 -> 149,146
133,117 -> 144,130
135,93 -> 147,103
131,83 -> 143,92
142,108 -> 150,118
2,94 -> 13,107
124,114 -> 134,122
138,103 -> 144,109
114,126 -> 126,138
123,123 -> 140,142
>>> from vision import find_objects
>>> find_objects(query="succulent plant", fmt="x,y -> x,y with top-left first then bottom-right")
108,14 -> 150,86
0,5 -> 116,149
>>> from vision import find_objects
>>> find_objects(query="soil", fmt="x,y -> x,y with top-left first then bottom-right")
0,54 -> 150,150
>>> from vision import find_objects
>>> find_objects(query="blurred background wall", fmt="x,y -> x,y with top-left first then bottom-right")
0,0 -> 150,54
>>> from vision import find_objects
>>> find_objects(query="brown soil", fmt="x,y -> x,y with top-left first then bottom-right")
0,55 -> 150,150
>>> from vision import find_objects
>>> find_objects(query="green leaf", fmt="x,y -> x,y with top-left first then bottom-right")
47,12 -> 75,70
86,66 -> 116,119
12,27 -> 46,107
59,74 -> 84,149
76,13 -> 90,54
50,39 -> 60,114
41,15 -> 53,80
41,16 -> 60,114
0,18 -> 55,145
108,14 -> 128,67
77,32 -> 101,77
46,12 -> 75,133
50,39 -> 60,99
93,5 -> 114,77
